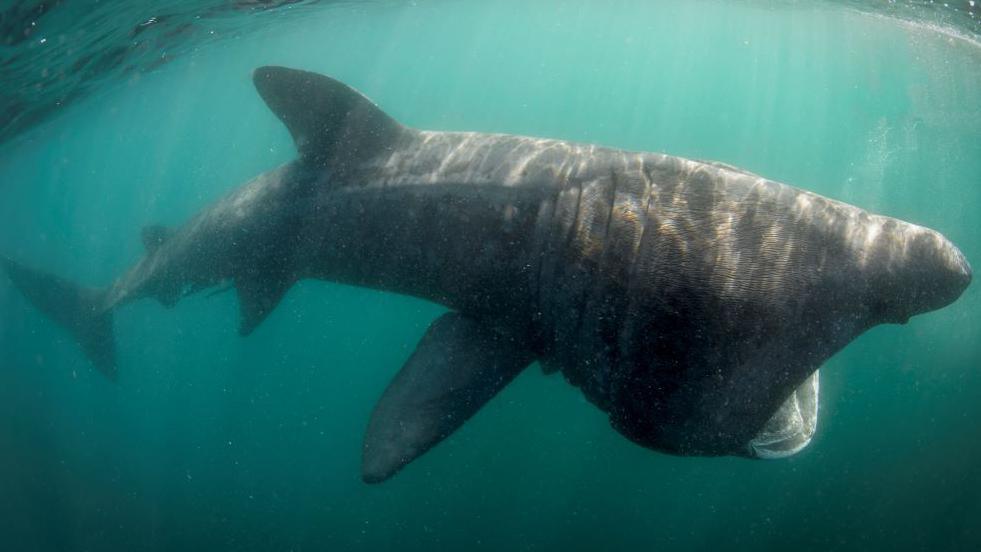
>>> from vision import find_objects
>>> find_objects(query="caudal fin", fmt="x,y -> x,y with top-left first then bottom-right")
1,256 -> 117,380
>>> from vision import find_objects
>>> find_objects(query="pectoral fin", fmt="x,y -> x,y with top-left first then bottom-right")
362,312 -> 533,483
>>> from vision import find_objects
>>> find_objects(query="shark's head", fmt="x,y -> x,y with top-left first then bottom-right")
860,218 -> 971,325
604,196 -> 971,462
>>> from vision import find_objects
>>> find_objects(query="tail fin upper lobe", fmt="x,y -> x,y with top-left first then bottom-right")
1,256 -> 117,380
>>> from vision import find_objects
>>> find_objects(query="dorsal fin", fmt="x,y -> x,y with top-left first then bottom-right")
252,66 -> 408,166
141,224 -> 172,253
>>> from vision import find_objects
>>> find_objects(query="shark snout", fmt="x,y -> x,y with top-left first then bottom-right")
929,232 -> 971,302
949,242 -> 972,290
904,229 -> 971,318
865,223 -> 970,323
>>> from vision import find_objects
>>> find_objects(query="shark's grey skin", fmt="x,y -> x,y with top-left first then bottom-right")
2,67 -> 971,483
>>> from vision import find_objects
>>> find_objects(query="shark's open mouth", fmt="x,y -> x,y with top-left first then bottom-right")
747,370 -> 820,459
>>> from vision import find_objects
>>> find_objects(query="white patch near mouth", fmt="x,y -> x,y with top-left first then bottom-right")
748,370 -> 819,459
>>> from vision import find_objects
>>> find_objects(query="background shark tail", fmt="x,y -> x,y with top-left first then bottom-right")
1,256 -> 117,380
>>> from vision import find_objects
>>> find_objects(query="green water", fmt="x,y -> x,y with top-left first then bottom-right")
1,1 -> 979,549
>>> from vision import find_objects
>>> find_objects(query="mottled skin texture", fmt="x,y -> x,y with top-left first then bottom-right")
327,132 -> 971,456
105,126 -> 968,457
3,67 -> 970,481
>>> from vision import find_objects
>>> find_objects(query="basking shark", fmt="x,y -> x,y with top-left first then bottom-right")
2,67 -> 971,483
